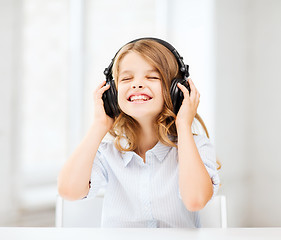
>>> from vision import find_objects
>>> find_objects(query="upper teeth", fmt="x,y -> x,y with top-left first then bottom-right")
130,95 -> 150,101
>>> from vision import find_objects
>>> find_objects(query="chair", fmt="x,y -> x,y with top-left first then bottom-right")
56,193 -> 227,228
56,190 -> 105,227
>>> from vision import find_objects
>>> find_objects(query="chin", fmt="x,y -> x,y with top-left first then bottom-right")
119,104 -> 163,121
127,110 -> 161,121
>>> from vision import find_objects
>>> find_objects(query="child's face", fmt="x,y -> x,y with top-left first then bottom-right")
117,51 -> 164,122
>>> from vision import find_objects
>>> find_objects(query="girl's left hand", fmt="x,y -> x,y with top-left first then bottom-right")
175,78 -> 200,128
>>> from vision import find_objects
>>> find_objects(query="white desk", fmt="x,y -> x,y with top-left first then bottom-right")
0,228 -> 281,240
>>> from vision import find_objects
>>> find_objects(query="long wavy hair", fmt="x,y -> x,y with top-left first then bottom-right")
108,39 -> 212,156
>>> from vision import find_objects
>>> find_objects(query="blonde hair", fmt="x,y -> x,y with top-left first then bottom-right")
108,39 -> 213,155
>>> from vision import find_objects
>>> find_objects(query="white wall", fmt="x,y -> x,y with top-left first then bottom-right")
16,0 -> 69,211
0,0 -> 70,225
215,0 -> 281,227
248,0 -> 281,227
0,0 -> 22,224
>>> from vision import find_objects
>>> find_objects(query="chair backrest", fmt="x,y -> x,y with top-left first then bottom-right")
200,195 -> 227,228
56,191 -> 104,227
56,193 -> 227,228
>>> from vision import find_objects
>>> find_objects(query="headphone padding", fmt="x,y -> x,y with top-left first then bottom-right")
170,78 -> 190,115
102,79 -> 120,118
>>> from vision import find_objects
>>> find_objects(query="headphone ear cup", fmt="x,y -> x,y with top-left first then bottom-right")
170,78 -> 190,115
102,79 -> 120,118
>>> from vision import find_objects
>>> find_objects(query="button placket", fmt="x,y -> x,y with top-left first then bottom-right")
145,152 -> 155,223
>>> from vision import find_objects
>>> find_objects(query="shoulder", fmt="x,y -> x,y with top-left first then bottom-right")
193,134 -> 216,161
97,138 -> 123,161
193,134 -> 216,157
193,134 -> 213,148
98,139 -> 116,153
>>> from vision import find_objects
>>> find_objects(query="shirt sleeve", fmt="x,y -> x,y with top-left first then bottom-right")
86,142 -> 108,199
194,134 -> 220,200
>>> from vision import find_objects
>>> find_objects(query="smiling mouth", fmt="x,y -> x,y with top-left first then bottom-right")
128,95 -> 152,102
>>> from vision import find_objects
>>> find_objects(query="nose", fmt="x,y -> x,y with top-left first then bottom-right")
131,78 -> 144,89
132,84 -> 143,89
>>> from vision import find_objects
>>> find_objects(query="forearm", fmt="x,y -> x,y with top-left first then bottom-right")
177,124 -> 213,211
57,122 -> 109,200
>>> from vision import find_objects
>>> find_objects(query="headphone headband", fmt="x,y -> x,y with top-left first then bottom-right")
104,37 -> 189,80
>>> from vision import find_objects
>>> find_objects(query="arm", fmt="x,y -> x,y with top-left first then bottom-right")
176,79 -> 213,211
57,81 -> 113,200
177,124 -> 213,211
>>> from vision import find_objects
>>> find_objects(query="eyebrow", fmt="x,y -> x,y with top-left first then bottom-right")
119,69 -> 159,76
146,69 -> 160,74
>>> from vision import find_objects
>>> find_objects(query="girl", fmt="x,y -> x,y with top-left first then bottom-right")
58,38 -> 220,228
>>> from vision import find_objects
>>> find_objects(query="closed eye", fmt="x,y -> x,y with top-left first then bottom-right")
120,77 -> 132,81
147,76 -> 160,80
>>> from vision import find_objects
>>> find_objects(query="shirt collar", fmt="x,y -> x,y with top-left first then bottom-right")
121,140 -> 172,167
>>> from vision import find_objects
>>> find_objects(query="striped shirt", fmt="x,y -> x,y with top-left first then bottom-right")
87,134 -> 220,228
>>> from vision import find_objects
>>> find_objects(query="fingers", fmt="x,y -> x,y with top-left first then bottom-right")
188,79 -> 200,109
188,78 -> 199,98
93,80 -> 111,100
177,78 -> 200,112
177,79 -> 200,99
177,81 -> 190,98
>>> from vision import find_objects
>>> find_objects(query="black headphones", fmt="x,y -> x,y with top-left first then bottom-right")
102,37 -> 190,118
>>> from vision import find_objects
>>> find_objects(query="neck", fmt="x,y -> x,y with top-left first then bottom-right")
135,119 -> 158,156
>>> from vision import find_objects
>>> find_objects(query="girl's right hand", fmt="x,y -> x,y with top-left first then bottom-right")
92,80 -> 114,131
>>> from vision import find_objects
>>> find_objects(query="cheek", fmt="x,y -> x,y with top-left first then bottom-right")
159,88 -> 166,107
117,91 -> 122,103
116,87 -> 127,108
157,85 -> 164,101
